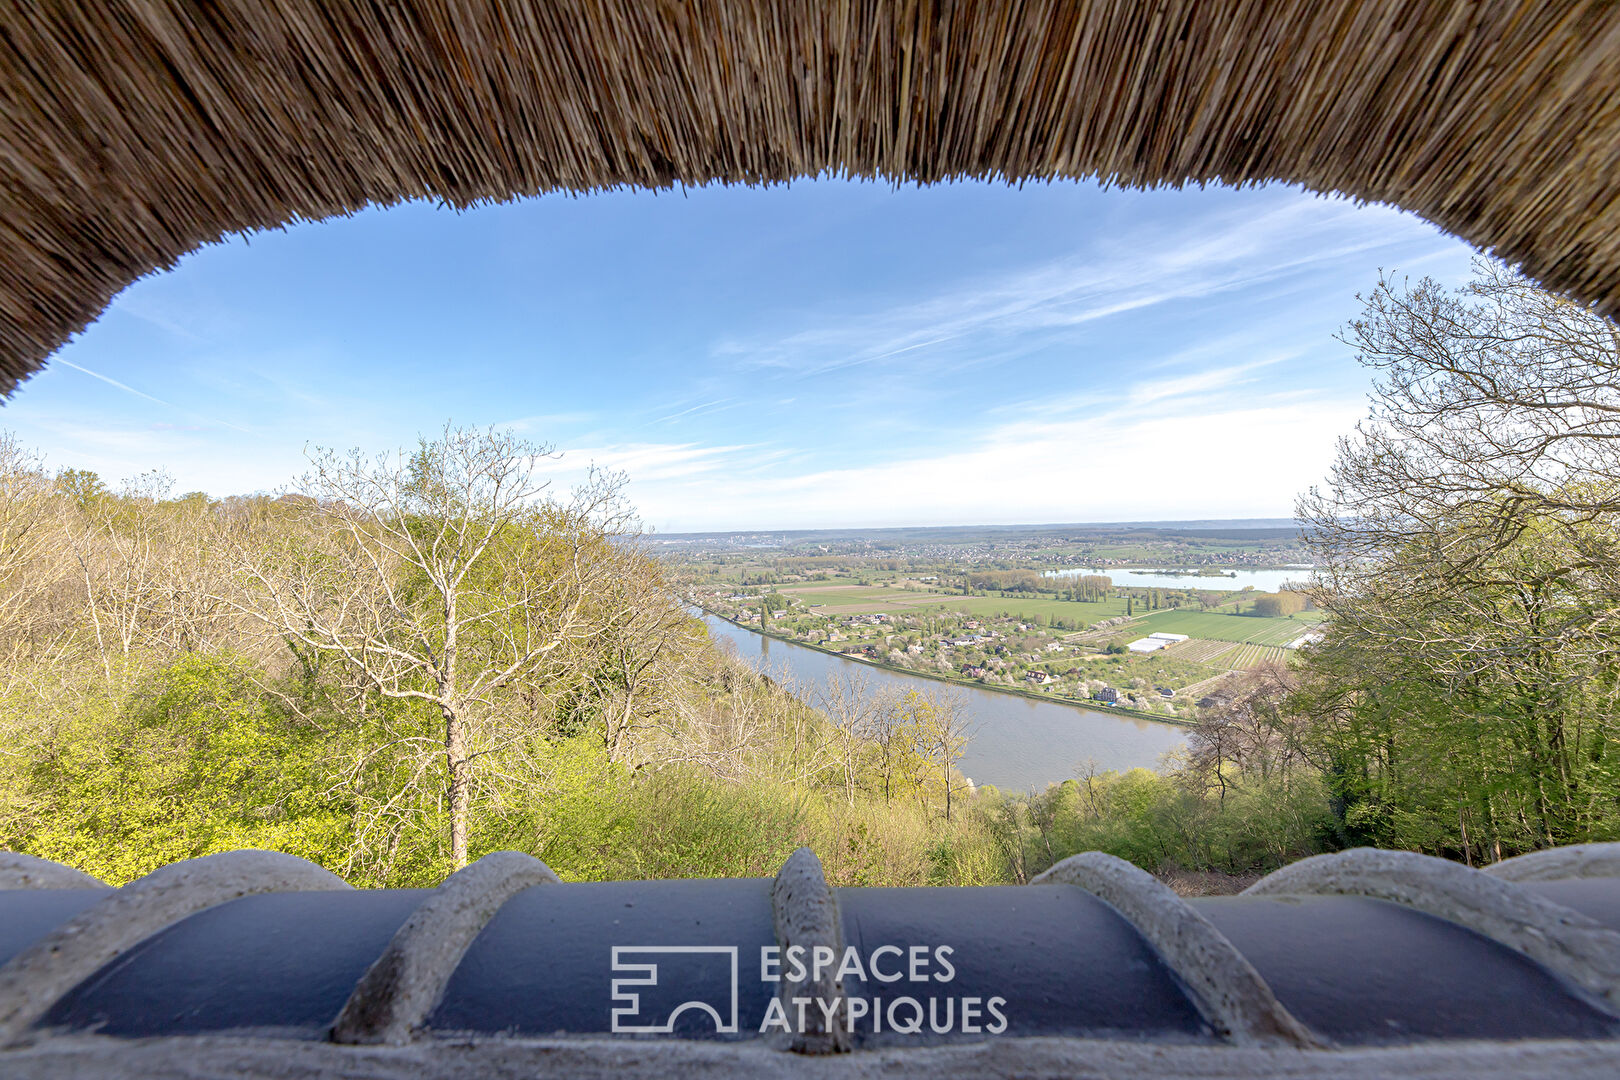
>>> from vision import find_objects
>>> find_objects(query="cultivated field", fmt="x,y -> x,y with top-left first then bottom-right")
1223,643 -> 1293,669
1166,639 -> 1239,664
1135,609 -> 1318,645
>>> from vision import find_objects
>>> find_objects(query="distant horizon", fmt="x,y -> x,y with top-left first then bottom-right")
651,517 -> 1300,538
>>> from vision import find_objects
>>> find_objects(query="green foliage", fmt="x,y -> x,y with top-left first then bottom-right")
1291,506 -> 1620,862
500,742 -> 808,881
54,467 -> 108,509
1248,592 -> 1307,617
10,655 -> 350,885
986,766 -> 1334,881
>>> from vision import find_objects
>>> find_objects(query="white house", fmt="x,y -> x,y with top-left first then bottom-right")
1285,628 -> 1326,650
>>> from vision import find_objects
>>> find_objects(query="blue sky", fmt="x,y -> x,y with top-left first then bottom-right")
6,180 -> 1476,532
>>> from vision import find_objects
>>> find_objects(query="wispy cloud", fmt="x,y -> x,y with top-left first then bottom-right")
555,440 -> 758,484
1123,355 -> 1294,409
651,398 -> 736,425
713,196 -> 1447,379
498,411 -> 597,435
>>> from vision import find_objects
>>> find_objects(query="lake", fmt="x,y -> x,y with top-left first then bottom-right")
702,615 -> 1186,792
1045,566 -> 1314,592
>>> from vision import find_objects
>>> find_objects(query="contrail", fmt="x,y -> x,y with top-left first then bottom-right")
55,358 -> 252,433
54,359 -> 172,407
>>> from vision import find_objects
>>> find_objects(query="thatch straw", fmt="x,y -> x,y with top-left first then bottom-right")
2,1 -> 1617,395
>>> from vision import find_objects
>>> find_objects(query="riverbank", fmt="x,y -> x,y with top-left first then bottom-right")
698,608 -> 1195,729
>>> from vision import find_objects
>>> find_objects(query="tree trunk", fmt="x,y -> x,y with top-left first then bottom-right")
445,706 -> 469,870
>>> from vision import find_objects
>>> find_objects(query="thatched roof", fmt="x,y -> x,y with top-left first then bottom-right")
2,2 -> 1618,395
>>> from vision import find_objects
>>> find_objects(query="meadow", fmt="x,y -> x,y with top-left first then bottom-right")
904,594 -> 1133,623
780,583 -> 908,607
1134,609 -> 1320,645
779,584 -> 1134,625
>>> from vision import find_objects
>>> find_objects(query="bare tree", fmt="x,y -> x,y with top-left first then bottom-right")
1187,663 -> 1305,806
809,670 -> 885,806
586,547 -> 703,766
1301,262 -> 1620,584
0,436 -> 61,663
229,425 -> 632,868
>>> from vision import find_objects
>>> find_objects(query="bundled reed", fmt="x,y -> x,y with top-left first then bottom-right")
1,1 -> 1617,394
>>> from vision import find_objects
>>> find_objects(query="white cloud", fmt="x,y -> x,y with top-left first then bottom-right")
620,386 -> 1364,532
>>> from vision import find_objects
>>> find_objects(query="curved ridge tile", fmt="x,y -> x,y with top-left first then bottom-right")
332,851 -> 558,1045
1033,852 -> 1320,1047
0,854 -> 109,891
770,848 -> 849,1054
1488,844 -> 1620,883
0,850 -> 349,1046
1246,848 -> 1620,1012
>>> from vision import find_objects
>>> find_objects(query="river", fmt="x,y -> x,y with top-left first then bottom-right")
1045,566 -> 1313,592
702,615 -> 1186,792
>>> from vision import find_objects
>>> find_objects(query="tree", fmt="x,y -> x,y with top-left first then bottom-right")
1301,259 -> 1620,607
900,689 -> 973,821
1249,592 -> 1305,618
54,468 -> 107,510
230,425 -> 631,869
0,436 -> 61,661
809,670 -> 885,806
1294,261 -> 1620,859
585,548 -> 702,767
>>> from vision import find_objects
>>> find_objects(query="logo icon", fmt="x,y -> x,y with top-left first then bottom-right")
610,946 -> 739,1034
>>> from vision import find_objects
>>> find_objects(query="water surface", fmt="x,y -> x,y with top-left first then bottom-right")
703,615 -> 1185,792
1046,566 -> 1312,592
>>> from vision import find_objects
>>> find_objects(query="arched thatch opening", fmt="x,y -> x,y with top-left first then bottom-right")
2,1 -> 1617,395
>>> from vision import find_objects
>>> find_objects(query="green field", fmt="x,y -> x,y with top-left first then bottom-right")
780,586 -> 1132,624
783,585 -> 907,607
1134,609 -> 1319,645
901,594 -> 1133,624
